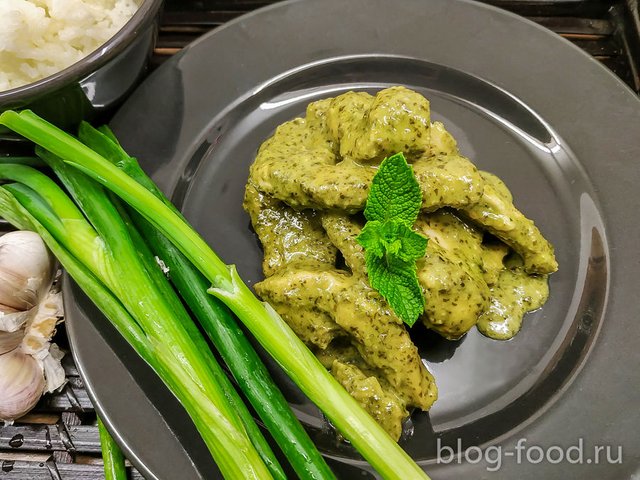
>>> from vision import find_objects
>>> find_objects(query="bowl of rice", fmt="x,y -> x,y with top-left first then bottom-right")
0,0 -> 163,136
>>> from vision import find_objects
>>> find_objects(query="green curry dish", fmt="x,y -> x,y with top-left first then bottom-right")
356,153 -> 428,326
244,86 -> 556,441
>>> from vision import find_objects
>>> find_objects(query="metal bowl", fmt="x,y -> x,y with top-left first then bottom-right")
0,0 -> 164,138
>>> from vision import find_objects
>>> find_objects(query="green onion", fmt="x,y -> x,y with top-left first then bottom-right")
0,109 -> 431,480
78,122 -> 336,480
0,157 -> 45,168
37,147 -> 287,480
0,159 -> 276,479
97,416 -> 127,480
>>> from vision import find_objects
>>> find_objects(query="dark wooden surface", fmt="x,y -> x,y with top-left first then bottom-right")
0,353 -> 145,479
0,1 -> 638,479
155,0 -> 640,92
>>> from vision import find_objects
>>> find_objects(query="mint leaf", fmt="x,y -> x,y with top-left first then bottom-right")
356,220 -> 386,258
357,219 -> 427,263
364,252 -> 424,327
356,152 -> 428,326
364,152 -> 422,225
378,221 -> 427,263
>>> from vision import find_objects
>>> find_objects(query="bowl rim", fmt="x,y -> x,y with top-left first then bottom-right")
0,0 -> 164,104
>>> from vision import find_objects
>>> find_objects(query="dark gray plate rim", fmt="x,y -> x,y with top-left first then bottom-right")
64,0 -> 640,479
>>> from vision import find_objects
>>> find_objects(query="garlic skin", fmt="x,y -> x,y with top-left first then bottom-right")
0,307 -> 34,334
0,349 -> 46,422
22,291 -> 63,357
42,344 -> 66,394
22,290 -> 66,394
0,231 -> 54,312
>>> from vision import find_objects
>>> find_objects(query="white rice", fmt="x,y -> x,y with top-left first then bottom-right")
0,0 -> 139,92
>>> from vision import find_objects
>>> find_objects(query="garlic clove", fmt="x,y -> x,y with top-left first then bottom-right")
0,231 -> 55,311
0,269 -> 39,312
0,349 -> 45,422
0,327 -> 25,355
0,304 -> 20,314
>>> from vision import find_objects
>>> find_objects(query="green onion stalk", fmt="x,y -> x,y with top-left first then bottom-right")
0,110 -> 431,480
0,165 -> 278,479
97,416 -> 127,480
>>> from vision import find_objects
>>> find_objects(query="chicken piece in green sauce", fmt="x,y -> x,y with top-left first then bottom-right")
462,172 -> 558,274
255,269 -> 437,411
332,361 -> 409,441
249,86 -> 484,213
414,212 -> 490,339
316,341 -> 410,441
477,253 -> 549,339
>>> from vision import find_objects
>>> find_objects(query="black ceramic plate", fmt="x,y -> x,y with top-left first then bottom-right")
64,0 -> 640,478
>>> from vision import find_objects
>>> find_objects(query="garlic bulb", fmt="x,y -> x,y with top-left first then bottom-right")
0,231 -> 54,311
0,350 -> 46,421
0,231 -> 65,423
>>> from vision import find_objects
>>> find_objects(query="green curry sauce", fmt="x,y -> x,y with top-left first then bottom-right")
245,86 -> 557,440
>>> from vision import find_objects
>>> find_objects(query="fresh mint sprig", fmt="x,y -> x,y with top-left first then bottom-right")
356,152 -> 427,326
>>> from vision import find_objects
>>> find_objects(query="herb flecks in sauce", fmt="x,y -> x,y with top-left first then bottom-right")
244,86 -> 557,440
